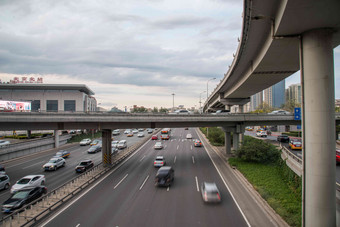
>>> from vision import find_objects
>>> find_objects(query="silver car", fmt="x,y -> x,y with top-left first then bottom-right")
201,182 -> 221,203
0,175 -> 10,190
11,175 -> 45,194
154,142 -> 163,150
43,157 -> 65,171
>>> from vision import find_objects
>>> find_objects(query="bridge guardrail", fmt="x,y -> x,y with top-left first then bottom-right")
0,129 -> 160,227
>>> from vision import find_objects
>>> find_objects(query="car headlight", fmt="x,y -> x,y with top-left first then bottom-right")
50,165 -> 55,168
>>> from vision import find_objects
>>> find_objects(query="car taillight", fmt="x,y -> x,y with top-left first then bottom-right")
161,162 -> 163,164
216,193 -> 221,200
154,162 -> 157,164
204,192 -> 208,201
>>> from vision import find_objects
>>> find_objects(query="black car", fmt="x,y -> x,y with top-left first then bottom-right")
75,160 -> 94,173
87,145 -> 101,154
277,135 -> 290,143
155,166 -> 174,187
2,186 -> 47,213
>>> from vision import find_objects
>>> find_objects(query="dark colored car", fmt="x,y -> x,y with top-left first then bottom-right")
155,166 -> 174,187
2,186 -> 47,213
75,160 -> 94,173
277,135 -> 290,143
87,145 -> 101,153
55,150 -> 70,158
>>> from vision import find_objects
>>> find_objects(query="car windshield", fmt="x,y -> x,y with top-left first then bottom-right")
17,178 -> 31,184
56,152 -> 62,156
12,191 -> 30,199
49,159 -> 58,163
157,170 -> 169,177
79,162 -> 88,166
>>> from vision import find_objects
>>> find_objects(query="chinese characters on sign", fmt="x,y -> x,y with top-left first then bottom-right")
8,77 -> 43,84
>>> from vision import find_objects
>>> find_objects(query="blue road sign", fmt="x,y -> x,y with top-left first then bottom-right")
294,107 -> 301,120
297,125 -> 301,130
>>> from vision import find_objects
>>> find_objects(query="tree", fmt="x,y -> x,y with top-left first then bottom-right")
159,107 -> 168,113
152,107 -> 159,113
282,99 -> 301,113
252,102 -> 274,113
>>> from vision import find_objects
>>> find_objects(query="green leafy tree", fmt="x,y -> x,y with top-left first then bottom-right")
159,107 -> 168,113
282,99 -> 301,113
131,107 -> 148,113
152,107 -> 159,113
251,102 -> 275,113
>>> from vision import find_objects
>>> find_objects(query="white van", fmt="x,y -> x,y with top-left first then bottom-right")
117,140 -> 127,149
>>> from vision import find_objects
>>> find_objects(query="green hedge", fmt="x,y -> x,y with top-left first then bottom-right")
67,131 -> 102,143
199,127 -> 228,146
282,131 -> 302,137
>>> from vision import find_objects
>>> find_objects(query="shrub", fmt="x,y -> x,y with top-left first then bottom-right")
236,136 -> 280,163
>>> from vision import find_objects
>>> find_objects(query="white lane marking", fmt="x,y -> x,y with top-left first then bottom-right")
22,160 -> 46,169
140,155 -> 146,162
177,145 -> 179,150
191,145 -> 193,150
195,176 -> 199,192
174,156 -> 176,164
196,129 -> 251,227
167,187 -> 169,191
139,175 -> 149,190
165,145 -> 167,149
114,174 -> 128,189
76,224 -> 80,227
192,156 -> 195,164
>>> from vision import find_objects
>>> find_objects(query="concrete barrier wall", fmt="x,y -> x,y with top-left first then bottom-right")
0,135 -> 71,162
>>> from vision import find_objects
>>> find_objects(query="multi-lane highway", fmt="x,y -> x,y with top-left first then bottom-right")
0,130 -> 144,219
39,128 -> 250,227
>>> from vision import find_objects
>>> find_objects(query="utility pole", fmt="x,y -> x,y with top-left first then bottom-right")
171,93 -> 175,112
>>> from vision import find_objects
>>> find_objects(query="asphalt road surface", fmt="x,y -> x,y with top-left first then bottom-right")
0,130 -> 146,218
39,128 -> 250,227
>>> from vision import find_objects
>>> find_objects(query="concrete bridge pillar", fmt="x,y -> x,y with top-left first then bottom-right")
102,129 -> 112,167
221,127 -> 232,155
233,132 -> 239,150
54,130 -> 59,148
301,29 -> 335,227
238,104 -> 244,113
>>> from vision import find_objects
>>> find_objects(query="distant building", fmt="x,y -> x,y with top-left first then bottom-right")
264,80 -> 285,108
0,84 -> 96,112
286,83 -> 302,104
250,91 -> 263,111
335,99 -> 340,108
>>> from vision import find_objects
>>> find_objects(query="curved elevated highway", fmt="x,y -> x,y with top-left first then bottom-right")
203,0 -> 340,226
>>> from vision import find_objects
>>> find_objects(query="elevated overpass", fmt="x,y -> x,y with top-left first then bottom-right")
203,0 -> 340,226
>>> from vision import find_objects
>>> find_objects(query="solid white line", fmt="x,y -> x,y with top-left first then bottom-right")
140,155 -> 146,162
174,156 -> 176,164
177,145 -> 179,150
192,156 -> 195,164
195,176 -> 199,192
22,160 -> 45,169
196,129 -> 251,227
40,139 -> 150,227
114,174 -> 128,189
191,145 -> 193,150
75,224 -> 80,227
139,175 -> 149,190
167,187 -> 169,191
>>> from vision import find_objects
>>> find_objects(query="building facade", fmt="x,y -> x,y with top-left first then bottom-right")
0,84 -> 96,112
264,80 -> 285,108
286,83 -> 302,104
250,91 -> 263,111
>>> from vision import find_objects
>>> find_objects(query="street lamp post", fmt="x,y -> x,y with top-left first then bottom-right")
171,93 -> 175,112
199,91 -> 206,114
206,78 -> 216,137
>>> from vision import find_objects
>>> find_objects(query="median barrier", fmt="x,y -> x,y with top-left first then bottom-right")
0,129 -> 160,227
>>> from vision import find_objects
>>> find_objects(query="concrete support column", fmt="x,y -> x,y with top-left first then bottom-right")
102,129 -> 112,167
54,130 -> 59,148
233,133 -> 239,150
238,105 -> 244,113
27,130 -> 31,139
301,29 -> 335,227
222,127 -> 232,155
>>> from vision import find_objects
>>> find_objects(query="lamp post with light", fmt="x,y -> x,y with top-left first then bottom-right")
199,91 -> 206,114
206,77 -> 216,137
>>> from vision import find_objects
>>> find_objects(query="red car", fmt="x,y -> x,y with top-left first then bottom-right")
336,149 -> 340,164
151,135 -> 158,140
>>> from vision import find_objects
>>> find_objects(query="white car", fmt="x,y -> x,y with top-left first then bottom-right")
0,140 -> 10,148
79,138 -> 91,146
186,134 -> 193,139
256,131 -> 267,137
268,110 -> 291,115
137,132 -> 145,137
154,142 -> 163,150
124,129 -> 132,134
112,140 -> 119,148
11,175 -> 45,194
43,157 -> 65,171
132,129 -> 139,134
169,109 -> 191,115
154,156 -> 166,167
112,129 -> 120,135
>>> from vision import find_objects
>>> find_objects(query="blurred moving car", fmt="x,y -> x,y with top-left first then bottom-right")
127,132 -> 134,137
268,110 -> 291,115
201,182 -> 221,203
154,156 -> 166,167
0,175 -> 10,190
256,131 -> 267,137
336,149 -> 340,164
151,135 -> 158,140
289,140 -> 302,150
132,129 -> 139,134
87,145 -> 101,153
80,138 -> 91,146
75,160 -> 94,173
155,166 -> 174,187
43,157 -> 65,171
146,128 -> 154,134
90,139 -> 101,146
137,132 -> 145,137
124,129 -> 132,134
2,186 -> 47,213
154,142 -> 163,150
169,109 -> 191,115
0,164 -> 6,175
194,139 -> 202,147
55,150 -> 70,158
11,175 -> 45,194
112,129 -> 120,135
112,140 -> 119,148
138,128 -> 144,132
0,140 -> 10,148
277,135 -> 290,143
212,110 -> 230,115
186,134 -> 193,139
112,147 -> 118,155
117,140 -> 127,149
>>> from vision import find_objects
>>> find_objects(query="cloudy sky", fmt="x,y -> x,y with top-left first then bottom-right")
0,0 -> 339,110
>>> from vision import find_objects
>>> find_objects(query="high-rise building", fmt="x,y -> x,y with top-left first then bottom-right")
286,83 -> 302,104
250,91 -> 263,111
264,80 -> 285,108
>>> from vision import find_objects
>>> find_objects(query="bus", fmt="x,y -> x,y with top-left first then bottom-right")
160,128 -> 171,140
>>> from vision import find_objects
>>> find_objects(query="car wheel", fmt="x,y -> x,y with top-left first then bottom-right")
62,162 -> 65,167
54,166 -> 57,171
41,180 -> 45,185
4,183 -> 9,190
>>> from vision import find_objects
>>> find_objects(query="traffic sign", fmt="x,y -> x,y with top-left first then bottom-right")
294,107 -> 301,120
